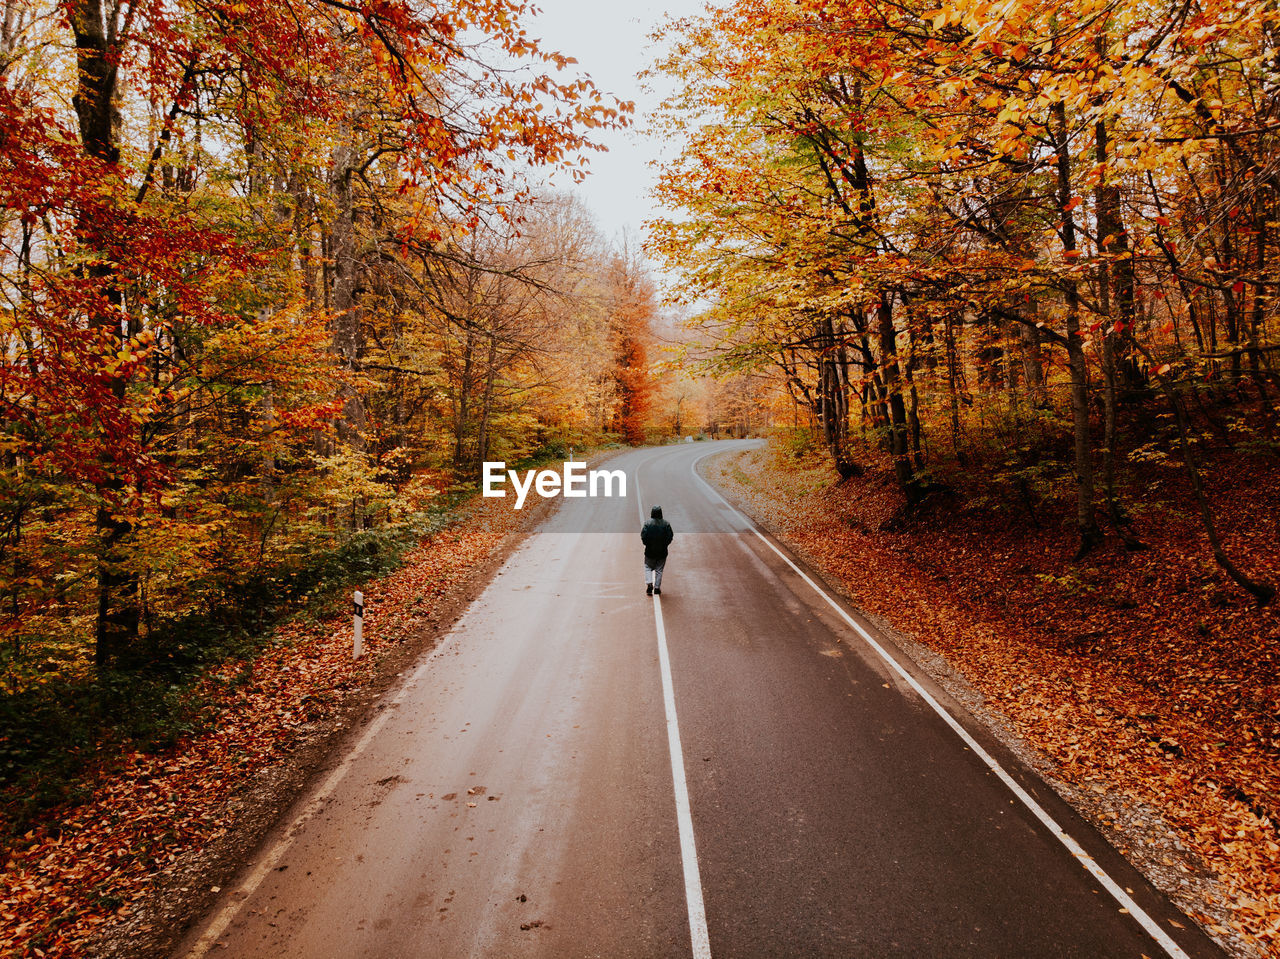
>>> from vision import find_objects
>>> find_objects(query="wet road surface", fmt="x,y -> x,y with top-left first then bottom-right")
180,441 -> 1223,959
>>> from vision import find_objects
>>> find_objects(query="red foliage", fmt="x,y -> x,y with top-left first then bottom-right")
614,333 -> 651,445
604,251 -> 656,444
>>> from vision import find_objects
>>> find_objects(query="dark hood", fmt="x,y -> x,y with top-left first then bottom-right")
650,505 -> 663,520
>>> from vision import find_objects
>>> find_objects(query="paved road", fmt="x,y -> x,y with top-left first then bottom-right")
180,442 -> 1224,958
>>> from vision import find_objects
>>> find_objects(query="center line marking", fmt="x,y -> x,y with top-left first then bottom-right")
690,447 -> 1191,959
654,594 -> 712,959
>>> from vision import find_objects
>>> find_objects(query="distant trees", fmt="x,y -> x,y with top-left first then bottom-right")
649,0 -> 1277,600
602,248 -> 657,445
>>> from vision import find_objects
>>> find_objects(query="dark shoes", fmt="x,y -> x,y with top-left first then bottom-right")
646,585 -> 653,595
653,587 -> 661,595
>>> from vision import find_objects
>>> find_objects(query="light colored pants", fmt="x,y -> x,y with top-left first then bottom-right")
645,557 -> 666,588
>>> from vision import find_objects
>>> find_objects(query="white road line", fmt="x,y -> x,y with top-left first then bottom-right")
653,595 -> 713,959
641,460 -> 709,956
186,633 -> 465,957
690,450 -> 1192,959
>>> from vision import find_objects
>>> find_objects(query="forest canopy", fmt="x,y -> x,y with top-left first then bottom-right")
0,0 -> 676,679
647,0 -> 1280,603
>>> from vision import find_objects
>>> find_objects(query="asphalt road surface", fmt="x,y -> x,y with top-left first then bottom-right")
180,441 -> 1224,959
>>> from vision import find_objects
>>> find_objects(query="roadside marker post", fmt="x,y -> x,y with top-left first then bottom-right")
353,590 -> 364,659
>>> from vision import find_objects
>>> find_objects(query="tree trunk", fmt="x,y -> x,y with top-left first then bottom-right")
1099,332 -> 1144,549
453,327 -> 476,472
1019,317 -> 1045,408
1052,100 -> 1102,556
476,335 -> 499,470
1094,105 -> 1144,550
944,312 -> 965,461
1247,205 -> 1279,405
329,126 -> 367,453
877,298 -> 919,502
815,315 -> 859,478
70,0 -> 141,668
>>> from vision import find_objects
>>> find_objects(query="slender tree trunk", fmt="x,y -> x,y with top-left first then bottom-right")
71,0 -> 141,668
476,335 -> 499,470
453,327 -> 476,472
1020,319 -> 1046,407
1099,333 -> 1144,549
293,177 -> 319,306
1215,146 -> 1244,387
1052,100 -> 1103,556
814,314 -> 860,478
330,125 -> 367,454
1247,206 -> 1279,405
944,312 -> 965,461
877,298 -> 919,502
1094,103 -> 1144,550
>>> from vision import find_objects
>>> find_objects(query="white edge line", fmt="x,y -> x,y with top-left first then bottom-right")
654,595 -> 713,959
186,631 -> 466,957
689,448 -> 1191,959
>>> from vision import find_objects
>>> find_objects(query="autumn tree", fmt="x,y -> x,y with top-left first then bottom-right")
0,0 -> 632,671
601,247 -> 657,445
649,0 -> 1276,599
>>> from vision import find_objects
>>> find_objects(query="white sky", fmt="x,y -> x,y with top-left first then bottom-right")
525,0 -> 709,253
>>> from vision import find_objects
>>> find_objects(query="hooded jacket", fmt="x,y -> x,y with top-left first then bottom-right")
641,505 -> 674,562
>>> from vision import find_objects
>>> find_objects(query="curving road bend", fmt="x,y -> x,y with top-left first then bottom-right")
178,441 -> 1224,959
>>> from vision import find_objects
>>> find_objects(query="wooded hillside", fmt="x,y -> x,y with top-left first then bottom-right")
0,0 -> 676,683
648,0 -> 1280,603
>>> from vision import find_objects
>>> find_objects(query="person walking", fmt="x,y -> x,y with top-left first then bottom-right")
641,505 -> 674,596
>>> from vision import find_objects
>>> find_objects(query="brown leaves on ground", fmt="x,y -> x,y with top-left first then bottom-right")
0,494 -> 543,957
708,445 -> 1280,956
